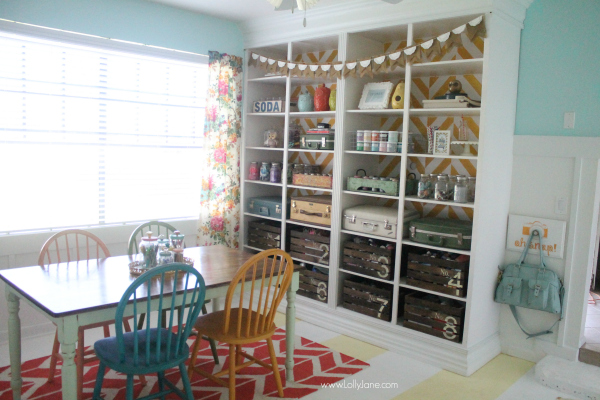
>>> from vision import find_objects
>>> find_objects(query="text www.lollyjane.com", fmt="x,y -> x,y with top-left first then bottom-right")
321,379 -> 399,390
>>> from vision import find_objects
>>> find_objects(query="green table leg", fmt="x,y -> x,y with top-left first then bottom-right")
285,272 -> 299,382
57,316 -> 79,400
6,291 -> 22,400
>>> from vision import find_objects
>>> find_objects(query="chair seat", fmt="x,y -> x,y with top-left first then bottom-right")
194,308 -> 277,345
94,328 -> 189,375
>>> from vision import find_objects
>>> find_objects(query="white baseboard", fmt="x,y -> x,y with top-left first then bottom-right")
280,297 -> 501,376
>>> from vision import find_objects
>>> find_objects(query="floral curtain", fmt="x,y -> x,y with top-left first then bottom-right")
197,51 -> 243,248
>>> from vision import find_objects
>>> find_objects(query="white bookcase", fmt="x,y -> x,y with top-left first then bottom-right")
240,2 -> 529,375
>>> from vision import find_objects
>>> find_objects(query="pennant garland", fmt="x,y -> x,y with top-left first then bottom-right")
248,15 -> 486,78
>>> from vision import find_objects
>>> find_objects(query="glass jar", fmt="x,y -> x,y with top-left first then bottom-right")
157,247 -> 174,265
259,162 -> 270,181
467,177 -> 476,202
448,175 -> 458,198
270,162 -> 281,183
248,161 -> 259,180
454,176 -> 468,203
429,174 -> 438,191
417,175 -> 431,199
139,231 -> 158,268
157,234 -> 170,250
169,230 -> 185,250
435,175 -> 451,201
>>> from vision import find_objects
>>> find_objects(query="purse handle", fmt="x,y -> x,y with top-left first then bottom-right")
516,228 -> 547,269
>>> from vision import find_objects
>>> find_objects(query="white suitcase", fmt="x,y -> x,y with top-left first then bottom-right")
343,205 -> 419,239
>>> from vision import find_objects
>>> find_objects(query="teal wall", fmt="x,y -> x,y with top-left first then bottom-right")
0,0 -> 244,57
515,0 -> 600,137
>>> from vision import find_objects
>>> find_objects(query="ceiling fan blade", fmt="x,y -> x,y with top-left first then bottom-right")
381,0 -> 404,3
296,0 -> 319,10
272,0 -> 296,10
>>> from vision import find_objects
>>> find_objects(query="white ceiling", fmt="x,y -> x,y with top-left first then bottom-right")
146,0 -> 345,22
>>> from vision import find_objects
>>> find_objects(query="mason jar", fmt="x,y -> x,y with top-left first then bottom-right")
139,232 -> 158,268
467,177 -> 477,202
270,162 -> 281,183
259,162 -> 270,181
417,175 -> 432,199
435,175 -> 451,201
454,176 -> 468,203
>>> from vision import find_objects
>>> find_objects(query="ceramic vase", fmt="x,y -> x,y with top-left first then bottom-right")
329,89 -> 337,111
298,92 -> 314,112
314,84 -> 330,112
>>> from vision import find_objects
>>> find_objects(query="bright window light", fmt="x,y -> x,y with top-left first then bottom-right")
0,29 -> 208,234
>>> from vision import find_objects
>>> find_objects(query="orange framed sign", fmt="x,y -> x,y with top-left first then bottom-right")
506,214 -> 566,259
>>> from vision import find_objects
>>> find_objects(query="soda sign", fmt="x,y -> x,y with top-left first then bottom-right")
253,100 -> 283,113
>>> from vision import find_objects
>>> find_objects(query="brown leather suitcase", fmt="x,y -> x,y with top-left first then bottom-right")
290,195 -> 332,226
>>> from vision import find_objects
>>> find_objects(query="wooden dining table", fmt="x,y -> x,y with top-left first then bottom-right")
0,245 -> 300,400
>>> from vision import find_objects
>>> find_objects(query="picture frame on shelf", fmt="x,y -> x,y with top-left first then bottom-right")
358,82 -> 394,110
433,130 -> 451,155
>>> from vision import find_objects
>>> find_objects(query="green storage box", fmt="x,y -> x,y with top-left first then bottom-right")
409,218 -> 473,250
347,177 -> 399,196
300,134 -> 334,150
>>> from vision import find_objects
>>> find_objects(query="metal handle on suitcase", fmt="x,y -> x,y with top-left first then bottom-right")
258,206 -> 270,216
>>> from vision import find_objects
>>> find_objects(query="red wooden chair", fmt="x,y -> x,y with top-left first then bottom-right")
39,229 -> 145,399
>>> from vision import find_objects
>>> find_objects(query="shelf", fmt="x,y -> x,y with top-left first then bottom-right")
409,108 -> 480,117
291,257 -> 330,270
400,239 -> 471,255
339,268 -> 394,284
289,148 -> 334,154
246,112 -> 285,117
411,58 -> 484,78
287,184 -> 332,193
289,111 -> 336,118
407,153 -> 478,160
343,190 -> 399,200
244,180 -> 283,187
286,219 -> 331,231
404,195 -> 474,208
345,150 -> 402,156
243,212 -> 282,222
246,146 -> 285,151
247,75 -> 287,85
341,229 -> 398,243
346,109 -> 404,116
399,278 -> 467,302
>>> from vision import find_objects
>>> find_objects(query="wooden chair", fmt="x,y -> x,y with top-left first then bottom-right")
39,229 -> 143,400
128,220 -> 220,365
127,220 -> 178,256
92,263 -> 206,400
187,249 -> 294,400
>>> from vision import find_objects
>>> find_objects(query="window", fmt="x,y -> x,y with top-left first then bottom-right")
0,23 -> 208,234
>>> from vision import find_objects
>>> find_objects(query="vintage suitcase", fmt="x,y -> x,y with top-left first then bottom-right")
300,134 -> 335,150
290,195 -> 332,226
247,196 -> 289,219
346,176 -> 399,196
409,217 -> 473,250
343,206 -> 419,239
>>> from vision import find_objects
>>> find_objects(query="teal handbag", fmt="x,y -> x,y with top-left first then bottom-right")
495,228 -> 564,338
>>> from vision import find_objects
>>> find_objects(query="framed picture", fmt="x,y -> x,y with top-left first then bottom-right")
358,82 -> 394,110
433,130 -> 451,155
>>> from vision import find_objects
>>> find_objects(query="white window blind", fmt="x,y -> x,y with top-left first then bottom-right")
0,28 -> 208,234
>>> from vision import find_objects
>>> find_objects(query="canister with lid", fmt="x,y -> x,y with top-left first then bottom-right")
435,175 -> 451,201
139,232 -> 159,268
454,176 -> 468,203
467,177 -> 476,202
259,162 -> 270,181
270,162 -> 281,183
248,162 -> 259,180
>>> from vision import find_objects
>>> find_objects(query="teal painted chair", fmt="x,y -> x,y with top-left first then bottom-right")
128,220 -> 220,365
92,263 -> 206,400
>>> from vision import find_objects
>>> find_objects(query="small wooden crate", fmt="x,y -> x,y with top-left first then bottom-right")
342,241 -> 394,281
343,279 -> 392,322
298,266 -> 328,303
289,228 -> 330,265
403,292 -> 465,343
247,220 -> 281,250
406,253 -> 468,297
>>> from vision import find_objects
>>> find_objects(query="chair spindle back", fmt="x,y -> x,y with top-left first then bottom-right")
114,263 -> 206,367
38,229 -> 110,266
223,249 -> 293,339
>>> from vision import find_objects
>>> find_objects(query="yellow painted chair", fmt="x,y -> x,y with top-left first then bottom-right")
187,249 -> 294,400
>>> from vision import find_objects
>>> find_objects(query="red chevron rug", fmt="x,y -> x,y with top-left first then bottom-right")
0,328 -> 369,400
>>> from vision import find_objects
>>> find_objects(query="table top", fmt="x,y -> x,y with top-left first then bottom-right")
0,246 -> 258,318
